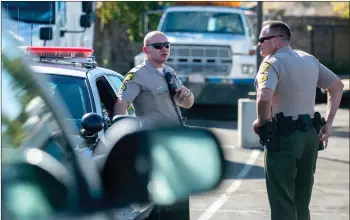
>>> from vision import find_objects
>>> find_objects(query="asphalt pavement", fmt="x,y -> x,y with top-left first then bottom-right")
187,103 -> 349,220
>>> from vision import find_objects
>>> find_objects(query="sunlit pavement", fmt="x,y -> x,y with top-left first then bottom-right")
188,104 -> 349,220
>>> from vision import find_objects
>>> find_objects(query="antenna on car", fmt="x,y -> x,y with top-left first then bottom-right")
17,7 -> 19,39
49,3 -> 52,41
31,23 -> 33,46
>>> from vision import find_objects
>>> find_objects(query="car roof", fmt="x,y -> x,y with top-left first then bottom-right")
30,62 -> 125,79
165,6 -> 245,14
30,63 -> 88,78
97,66 -> 124,78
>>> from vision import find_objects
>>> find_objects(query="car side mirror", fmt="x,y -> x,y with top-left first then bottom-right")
80,14 -> 91,28
3,148 -> 75,216
81,113 -> 104,137
101,126 -> 225,207
39,27 -> 53,41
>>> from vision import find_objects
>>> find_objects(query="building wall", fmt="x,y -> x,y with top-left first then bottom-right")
281,16 -> 350,74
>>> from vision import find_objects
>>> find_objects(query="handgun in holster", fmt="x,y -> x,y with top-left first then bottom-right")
258,118 -> 279,152
314,112 -> 326,151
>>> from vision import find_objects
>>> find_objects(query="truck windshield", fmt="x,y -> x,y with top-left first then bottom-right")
2,1 -> 55,24
161,11 -> 245,35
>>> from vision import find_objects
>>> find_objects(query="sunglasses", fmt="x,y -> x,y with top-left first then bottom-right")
258,35 -> 284,43
147,42 -> 170,49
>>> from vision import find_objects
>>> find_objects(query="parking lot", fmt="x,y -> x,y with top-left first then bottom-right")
188,103 -> 349,220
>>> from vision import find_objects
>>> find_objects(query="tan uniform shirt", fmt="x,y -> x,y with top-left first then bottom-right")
255,46 -> 339,119
119,59 -> 183,128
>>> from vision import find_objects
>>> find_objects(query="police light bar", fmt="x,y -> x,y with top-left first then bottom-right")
22,46 -> 94,58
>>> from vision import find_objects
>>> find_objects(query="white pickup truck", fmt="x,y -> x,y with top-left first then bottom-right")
135,6 -> 257,105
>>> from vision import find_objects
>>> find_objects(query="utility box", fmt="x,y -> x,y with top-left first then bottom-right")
238,98 -> 261,148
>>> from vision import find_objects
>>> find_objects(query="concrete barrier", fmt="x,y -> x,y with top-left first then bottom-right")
237,98 -> 261,148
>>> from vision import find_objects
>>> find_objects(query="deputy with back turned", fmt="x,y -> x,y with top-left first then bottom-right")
253,21 -> 344,220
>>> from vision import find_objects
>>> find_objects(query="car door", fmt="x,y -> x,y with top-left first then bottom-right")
87,69 -> 119,131
104,73 -> 136,116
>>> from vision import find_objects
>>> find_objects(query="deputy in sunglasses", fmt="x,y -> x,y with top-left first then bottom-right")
113,30 -> 193,219
113,30 -> 194,130
253,21 -> 343,220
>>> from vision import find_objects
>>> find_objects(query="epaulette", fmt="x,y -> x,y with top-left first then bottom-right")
124,62 -> 147,82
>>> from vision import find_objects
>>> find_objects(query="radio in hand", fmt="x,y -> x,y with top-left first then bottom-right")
165,72 -> 181,96
164,72 -> 186,126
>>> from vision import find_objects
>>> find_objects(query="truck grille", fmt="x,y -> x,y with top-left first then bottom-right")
166,44 -> 232,75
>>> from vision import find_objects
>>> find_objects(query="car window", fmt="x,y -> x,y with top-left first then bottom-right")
106,74 -> 123,90
245,13 -> 257,44
38,74 -> 93,132
57,1 -> 66,27
106,74 -> 136,116
2,49 -> 72,168
95,76 -> 118,125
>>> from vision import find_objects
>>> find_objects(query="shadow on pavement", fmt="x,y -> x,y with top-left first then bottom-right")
331,126 -> 350,138
223,160 -> 265,180
183,104 -> 238,121
317,156 -> 349,164
187,120 -> 237,130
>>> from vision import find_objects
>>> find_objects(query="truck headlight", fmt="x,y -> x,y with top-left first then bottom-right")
241,64 -> 255,75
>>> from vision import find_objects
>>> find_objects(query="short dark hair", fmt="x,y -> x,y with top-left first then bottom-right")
263,20 -> 291,41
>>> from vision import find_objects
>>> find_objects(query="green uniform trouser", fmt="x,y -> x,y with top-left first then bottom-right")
264,128 -> 319,220
149,198 -> 190,220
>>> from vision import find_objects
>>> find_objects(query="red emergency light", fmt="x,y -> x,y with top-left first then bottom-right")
22,46 -> 94,58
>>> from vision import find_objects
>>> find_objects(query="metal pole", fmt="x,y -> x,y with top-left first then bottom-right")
256,1 -> 263,68
144,12 -> 149,35
331,26 -> 335,64
311,28 -> 314,55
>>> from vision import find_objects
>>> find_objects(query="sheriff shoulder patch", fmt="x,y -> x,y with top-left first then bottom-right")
259,62 -> 271,73
124,72 -> 136,82
121,83 -> 127,91
257,72 -> 268,83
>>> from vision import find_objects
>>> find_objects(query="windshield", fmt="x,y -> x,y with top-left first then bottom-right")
161,11 -> 245,35
245,13 -> 257,44
38,74 -> 93,132
2,1 -> 55,24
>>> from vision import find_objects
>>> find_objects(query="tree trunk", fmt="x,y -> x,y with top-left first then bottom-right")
93,16 -> 143,75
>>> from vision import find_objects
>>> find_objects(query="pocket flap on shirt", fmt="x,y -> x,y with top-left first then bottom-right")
150,86 -> 169,96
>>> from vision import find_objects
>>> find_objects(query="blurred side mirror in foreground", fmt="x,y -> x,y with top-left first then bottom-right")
2,148 -> 75,219
102,127 -> 225,207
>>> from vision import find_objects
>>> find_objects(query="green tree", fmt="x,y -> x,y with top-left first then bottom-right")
96,1 -> 174,43
331,2 -> 349,18
2,113 -> 26,147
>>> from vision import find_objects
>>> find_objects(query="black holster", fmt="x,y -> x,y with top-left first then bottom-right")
258,112 -> 326,152
258,119 -> 279,152
314,112 -> 326,151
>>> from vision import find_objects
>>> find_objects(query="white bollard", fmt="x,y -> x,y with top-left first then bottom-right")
237,98 -> 261,148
